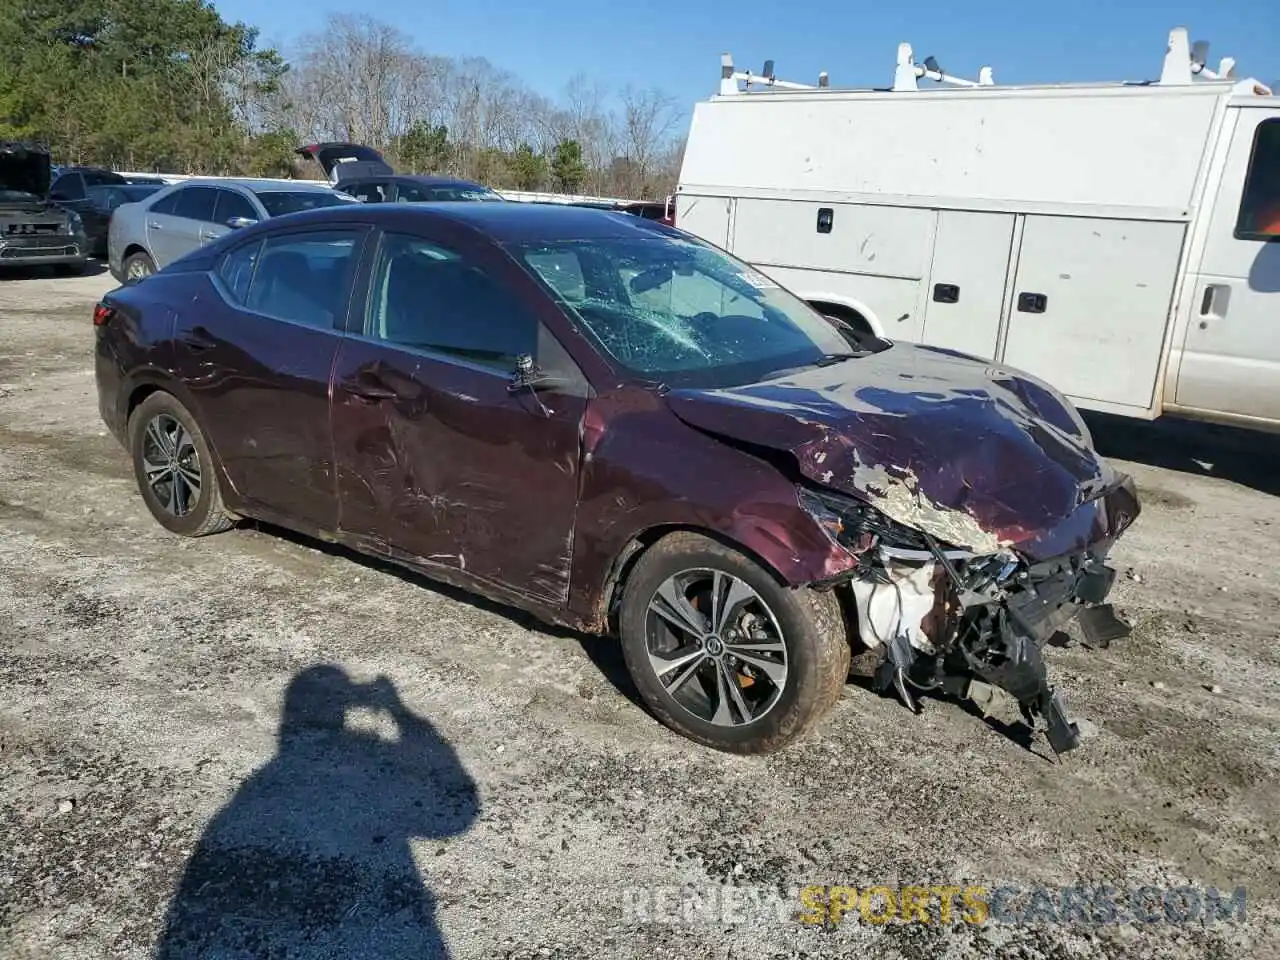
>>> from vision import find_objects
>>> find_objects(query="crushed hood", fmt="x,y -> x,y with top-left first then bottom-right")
0,141 -> 52,201
665,342 -> 1118,557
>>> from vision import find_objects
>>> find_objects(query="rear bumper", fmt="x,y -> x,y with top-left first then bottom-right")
0,235 -> 87,266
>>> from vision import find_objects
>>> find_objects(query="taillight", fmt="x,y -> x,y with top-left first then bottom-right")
92,302 -> 116,327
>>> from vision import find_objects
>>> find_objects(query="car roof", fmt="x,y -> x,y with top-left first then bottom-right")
176,178 -> 336,194
237,200 -> 681,242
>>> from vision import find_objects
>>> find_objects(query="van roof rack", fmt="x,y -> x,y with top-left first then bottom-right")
718,26 -> 1271,97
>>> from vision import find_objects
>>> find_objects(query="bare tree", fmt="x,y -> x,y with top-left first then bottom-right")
255,13 -> 684,197
619,85 -> 682,197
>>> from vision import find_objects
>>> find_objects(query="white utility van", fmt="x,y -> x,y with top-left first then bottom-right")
674,29 -> 1280,429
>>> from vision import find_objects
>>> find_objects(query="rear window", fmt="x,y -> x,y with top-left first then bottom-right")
254,191 -> 356,218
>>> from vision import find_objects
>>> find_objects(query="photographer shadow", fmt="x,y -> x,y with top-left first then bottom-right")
157,665 -> 479,959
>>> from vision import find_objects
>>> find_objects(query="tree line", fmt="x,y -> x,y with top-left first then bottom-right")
0,2 -> 687,199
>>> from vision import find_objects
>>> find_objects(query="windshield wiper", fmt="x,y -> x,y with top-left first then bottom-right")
811,352 -> 862,367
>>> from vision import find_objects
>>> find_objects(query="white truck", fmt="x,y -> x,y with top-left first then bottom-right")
674,28 -> 1280,429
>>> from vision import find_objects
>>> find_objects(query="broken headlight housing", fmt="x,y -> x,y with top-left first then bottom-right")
798,484 -> 1094,755
798,486 -> 1020,587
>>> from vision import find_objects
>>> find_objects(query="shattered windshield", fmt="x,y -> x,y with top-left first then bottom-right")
510,236 -> 858,387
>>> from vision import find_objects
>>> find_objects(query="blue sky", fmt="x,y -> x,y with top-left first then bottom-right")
217,0 -> 1278,122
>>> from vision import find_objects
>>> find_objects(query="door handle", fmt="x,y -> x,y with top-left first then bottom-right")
932,283 -> 960,304
343,376 -> 398,402
180,328 -> 217,352
147,221 -> 162,229
1199,283 -> 1230,323
1017,292 -> 1048,314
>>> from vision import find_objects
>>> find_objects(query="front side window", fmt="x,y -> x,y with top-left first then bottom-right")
1236,118 -> 1280,241
244,230 -> 361,329
510,235 -> 856,387
217,240 -> 261,305
345,181 -> 388,203
253,190 -> 357,218
173,186 -> 218,223
366,233 -> 538,368
214,189 -> 259,224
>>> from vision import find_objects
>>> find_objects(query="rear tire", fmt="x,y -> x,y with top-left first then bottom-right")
128,392 -> 234,537
123,251 -> 156,284
618,532 -> 850,754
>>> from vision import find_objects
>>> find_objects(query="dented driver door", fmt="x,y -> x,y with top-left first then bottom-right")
330,228 -> 590,604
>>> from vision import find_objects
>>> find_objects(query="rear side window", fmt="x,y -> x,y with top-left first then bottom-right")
1236,119 -> 1280,241
83,170 -> 124,187
50,174 -> 85,201
173,187 -> 218,222
150,189 -> 182,215
217,240 -> 261,305
214,189 -> 259,224
245,230 -> 362,329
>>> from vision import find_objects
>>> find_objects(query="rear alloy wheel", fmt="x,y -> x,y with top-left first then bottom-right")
618,532 -> 850,754
123,251 -> 156,283
128,392 -> 234,537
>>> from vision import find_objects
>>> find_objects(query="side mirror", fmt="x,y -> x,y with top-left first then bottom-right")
226,216 -> 257,229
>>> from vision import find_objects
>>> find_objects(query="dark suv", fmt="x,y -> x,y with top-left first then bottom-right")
0,142 -> 89,273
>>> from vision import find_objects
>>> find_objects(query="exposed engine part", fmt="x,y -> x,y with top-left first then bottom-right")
835,515 -> 1126,755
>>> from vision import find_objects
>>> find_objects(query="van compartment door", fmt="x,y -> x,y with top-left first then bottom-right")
1002,215 -> 1185,411
920,211 -> 1016,359
675,195 -> 731,248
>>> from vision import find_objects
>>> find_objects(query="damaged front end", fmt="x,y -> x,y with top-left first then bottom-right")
800,486 -> 1136,755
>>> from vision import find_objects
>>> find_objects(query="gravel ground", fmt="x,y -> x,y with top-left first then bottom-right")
1,267 -> 1278,959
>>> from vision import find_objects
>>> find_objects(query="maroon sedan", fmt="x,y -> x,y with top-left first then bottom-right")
94,202 -> 1139,755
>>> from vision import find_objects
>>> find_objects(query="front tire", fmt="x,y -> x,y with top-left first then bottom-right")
123,250 -> 156,284
618,532 -> 850,754
128,392 -> 234,537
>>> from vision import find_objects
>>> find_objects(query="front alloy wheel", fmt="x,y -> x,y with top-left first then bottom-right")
618,532 -> 850,754
646,569 -> 789,727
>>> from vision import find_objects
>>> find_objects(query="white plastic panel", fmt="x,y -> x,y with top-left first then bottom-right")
680,86 -> 1221,212
675,194 -> 731,248
920,211 -> 1016,358
1003,216 -> 1186,410
731,199 -> 931,280
754,264 -> 923,340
